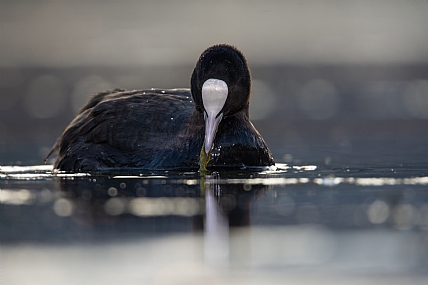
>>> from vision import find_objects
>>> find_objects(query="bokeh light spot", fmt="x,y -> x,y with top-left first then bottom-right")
53,198 -> 73,217
392,203 -> 416,230
107,187 -> 118,197
104,198 -> 126,216
367,200 -> 390,224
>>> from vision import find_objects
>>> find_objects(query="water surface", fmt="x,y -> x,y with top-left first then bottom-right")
2,162 -> 428,284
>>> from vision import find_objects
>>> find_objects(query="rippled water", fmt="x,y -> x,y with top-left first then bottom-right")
2,162 -> 428,284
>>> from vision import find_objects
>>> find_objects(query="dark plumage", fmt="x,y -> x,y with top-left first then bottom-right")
47,44 -> 274,171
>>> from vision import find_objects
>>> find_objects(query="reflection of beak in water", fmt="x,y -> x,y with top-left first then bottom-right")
204,177 -> 230,265
200,174 -> 270,227
200,174 -> 271,266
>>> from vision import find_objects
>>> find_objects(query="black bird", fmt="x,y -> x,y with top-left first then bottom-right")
47,44 -> 275,171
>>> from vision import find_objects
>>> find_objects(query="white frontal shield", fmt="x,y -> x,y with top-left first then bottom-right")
201,79 -> 228,154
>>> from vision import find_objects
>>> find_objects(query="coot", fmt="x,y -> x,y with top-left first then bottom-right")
47,44 -> 274,171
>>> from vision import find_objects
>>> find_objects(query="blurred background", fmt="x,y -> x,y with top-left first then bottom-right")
1,0 -> 428,165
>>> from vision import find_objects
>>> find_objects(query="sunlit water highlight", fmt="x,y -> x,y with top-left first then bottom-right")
2,163 -> 428,186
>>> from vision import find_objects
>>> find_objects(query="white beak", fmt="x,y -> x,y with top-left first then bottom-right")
201,79 -> 228,155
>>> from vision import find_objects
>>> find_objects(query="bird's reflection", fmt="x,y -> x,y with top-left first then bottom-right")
57,173 -> 271,230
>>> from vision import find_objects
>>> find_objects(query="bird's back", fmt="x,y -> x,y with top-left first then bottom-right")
50,88 -> 203,171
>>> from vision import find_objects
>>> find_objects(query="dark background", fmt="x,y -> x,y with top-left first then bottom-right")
1,0 -> 428,166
